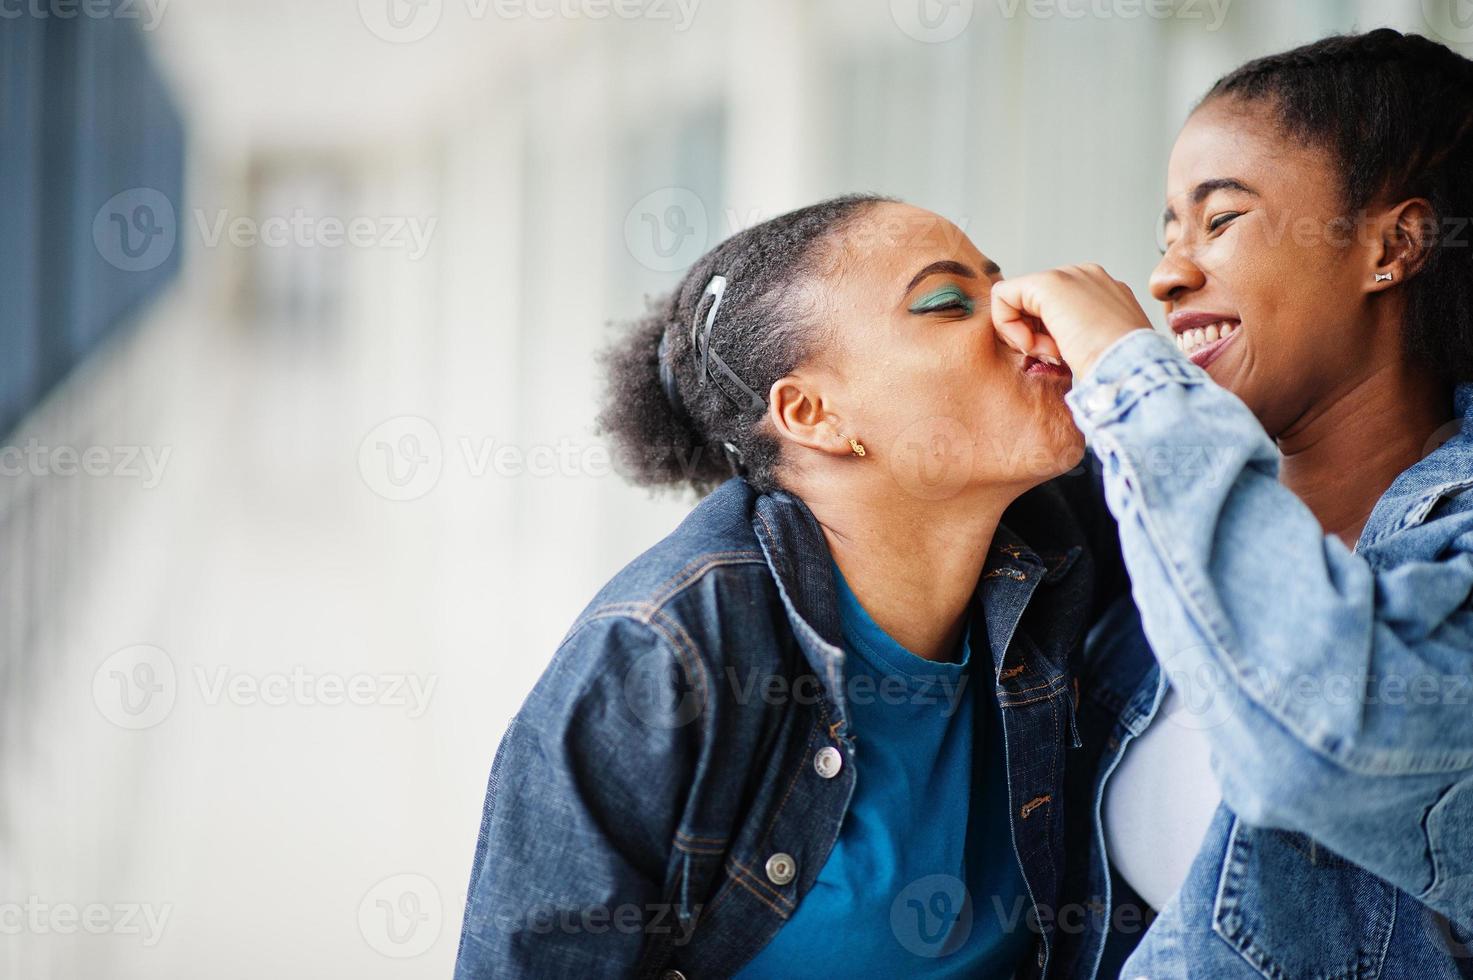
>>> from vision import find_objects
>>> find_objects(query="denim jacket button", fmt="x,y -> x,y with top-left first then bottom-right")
660,971 -> 687,980
813,746 -> 842,779
1084,383 -> 1120,416
765,852 -> 796,886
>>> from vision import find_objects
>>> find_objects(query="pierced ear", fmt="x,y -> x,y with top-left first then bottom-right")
767,376 -> 851,458
1371,198 -> 1436,290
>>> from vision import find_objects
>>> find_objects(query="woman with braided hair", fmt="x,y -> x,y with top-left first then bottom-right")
1001,27 -> 1473,979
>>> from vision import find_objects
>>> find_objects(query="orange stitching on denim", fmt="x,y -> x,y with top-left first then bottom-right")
748,718 -> 822,871
645,614 -> 710,728
729,858 -> 795,910
1005,684 -> 1068,708
1000,665 -> 1027,681
576,604 -> 656,626
649,552 -> 764,608
1005,675 -> 1063,697
1020,794 -> 1052,819
701,874 -> 738,918
673,840 -> 725,856
724,870 -> 789,917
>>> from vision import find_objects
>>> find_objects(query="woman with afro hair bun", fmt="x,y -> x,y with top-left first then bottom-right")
454,194 -> 1126,978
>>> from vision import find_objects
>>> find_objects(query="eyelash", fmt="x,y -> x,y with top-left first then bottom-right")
911,288 -> 975,316
1208,212 -> 1241,232
925,300 -> 972,314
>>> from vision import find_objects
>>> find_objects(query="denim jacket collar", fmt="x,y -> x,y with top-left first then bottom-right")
750,490 -> 852,734
750,487 -> 1087,740
1359,382 -> 1473,550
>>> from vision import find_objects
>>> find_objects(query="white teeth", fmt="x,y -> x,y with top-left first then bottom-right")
1177,320 -> 1240,356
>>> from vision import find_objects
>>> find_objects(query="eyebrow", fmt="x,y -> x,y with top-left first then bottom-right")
1161,178 -> 1260,224
903,259 -> 1000,298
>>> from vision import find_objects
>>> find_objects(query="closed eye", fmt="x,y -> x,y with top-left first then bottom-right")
1208,212 -> 1241,233
923,300 -> 972,314
909,285 -> 976,317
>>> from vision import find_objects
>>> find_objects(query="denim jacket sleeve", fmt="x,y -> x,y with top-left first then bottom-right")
454,612 -> 700,979
1065,329 -> 1473,922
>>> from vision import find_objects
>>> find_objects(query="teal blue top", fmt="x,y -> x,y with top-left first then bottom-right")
735,561 -> 1032,977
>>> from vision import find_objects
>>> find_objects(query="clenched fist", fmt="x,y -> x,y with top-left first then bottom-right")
990,264 -> 1152,379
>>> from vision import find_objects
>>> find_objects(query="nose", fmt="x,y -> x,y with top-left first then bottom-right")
1149,245 -> 1206,305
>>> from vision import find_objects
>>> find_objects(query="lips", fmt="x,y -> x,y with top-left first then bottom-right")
1023,355 -> 1071,378
1169,311 -> 1241,369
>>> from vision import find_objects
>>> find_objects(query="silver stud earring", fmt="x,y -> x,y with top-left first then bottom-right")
1375,272 -> 1394,283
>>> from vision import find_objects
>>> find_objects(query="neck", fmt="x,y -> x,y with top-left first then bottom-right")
798,477 -> 1016,662
1277,361 -> 1452,548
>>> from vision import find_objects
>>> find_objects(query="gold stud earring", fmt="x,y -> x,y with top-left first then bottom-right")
848,437 -> 866,457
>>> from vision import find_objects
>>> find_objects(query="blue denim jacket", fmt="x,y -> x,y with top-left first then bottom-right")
1064,329 -> 1473,977
453,477 -> 1109,979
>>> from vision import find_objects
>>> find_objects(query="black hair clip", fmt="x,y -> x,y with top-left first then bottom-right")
691,275 -> 766,411
720,440 -> 747,476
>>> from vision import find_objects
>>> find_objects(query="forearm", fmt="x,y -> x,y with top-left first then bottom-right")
1066,329 -> 1473,776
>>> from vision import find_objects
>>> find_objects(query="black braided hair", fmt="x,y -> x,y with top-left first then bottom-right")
598,194 -> 893,496
1203,28 -> 1473,379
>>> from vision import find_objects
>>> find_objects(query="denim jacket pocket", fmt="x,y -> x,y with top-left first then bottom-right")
1213,818 -> 1397,980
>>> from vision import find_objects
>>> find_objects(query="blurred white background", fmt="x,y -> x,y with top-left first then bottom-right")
4,0 -> 1466,976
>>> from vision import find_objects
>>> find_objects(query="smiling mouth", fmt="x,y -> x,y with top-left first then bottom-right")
1175,319 -> 1239,356
1170,317 -> 1242,369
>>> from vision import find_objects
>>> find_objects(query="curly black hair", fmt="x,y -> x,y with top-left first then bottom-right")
1202,28 -> 1473,380
598,194 -> 892,496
